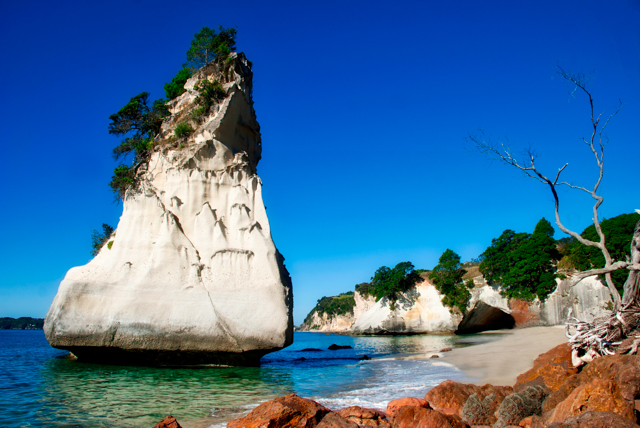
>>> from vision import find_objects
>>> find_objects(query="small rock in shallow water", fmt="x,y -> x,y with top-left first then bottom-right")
328,344 -> 352,350
439,347 -> 452,352
359,355 -> 371,360
430,355 -> 439,358
152,415 -> 181,428
299,348 -> 322,352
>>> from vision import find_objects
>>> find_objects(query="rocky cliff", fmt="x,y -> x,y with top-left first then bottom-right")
351,281 -> 464,334
302,274 -> 612,335
45,54 -> 293,365
298,292 -> 376,332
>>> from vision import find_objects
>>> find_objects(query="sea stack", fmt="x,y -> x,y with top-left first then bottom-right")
45,53 -> 293,365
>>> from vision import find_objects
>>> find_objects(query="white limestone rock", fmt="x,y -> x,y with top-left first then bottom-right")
350,281 -> 463,334
537,275 -> 613,325
298,291 -> 376,332
300,312 -> 355,333
45,54 -> 293,365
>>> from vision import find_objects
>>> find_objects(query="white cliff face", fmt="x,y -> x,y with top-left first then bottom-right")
45,54 -> 293,365
353,291 -> 376,319
537,275 -> 613,325
299,291 -> 376,332
468,283 -> 511,314
350,281 -> 463,334
301,312 -> 355,332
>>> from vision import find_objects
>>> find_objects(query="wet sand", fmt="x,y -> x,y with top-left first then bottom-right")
434,326 -> 568,386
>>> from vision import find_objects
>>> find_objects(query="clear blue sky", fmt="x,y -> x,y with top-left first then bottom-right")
1,0 -> 638,325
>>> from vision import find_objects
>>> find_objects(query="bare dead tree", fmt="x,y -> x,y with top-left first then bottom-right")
469,66 -> 640,366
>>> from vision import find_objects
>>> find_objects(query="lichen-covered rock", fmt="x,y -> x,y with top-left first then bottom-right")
514,343 -> 577,393
424,380 -> 513,419
338,406 -> 388,427
390,406 -> 467,428
460,392 -> 496,425
386,398 -> 429,418
45,53 -> 293,366
493,385 -> 548,428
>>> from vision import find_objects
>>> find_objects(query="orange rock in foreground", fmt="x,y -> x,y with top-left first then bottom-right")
227,394 -> 330,428
338,405 -> 389,427
546,378 -> 634,424
514,343 -> 577,393
424,380 -> 513,419
152,415 -> 182,428
385,397 -> 429,417
390,406 -> 466,428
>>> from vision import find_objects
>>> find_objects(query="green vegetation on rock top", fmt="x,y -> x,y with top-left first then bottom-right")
369,261 -> 421,303
479,217 -> 560,301
303,292 -> 356,326
430,249 -> 472,313
106,26 -> 239,200
562,212 -> 640,293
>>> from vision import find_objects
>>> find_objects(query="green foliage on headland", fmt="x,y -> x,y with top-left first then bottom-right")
560,212 -> 640,294
429,249 -> 472,313
303,292 -> 356,326
369,261 -> 421,304
1,317 -> 44,330
479,218 -> 560,301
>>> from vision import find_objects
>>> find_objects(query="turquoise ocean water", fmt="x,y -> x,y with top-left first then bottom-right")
0,330 -> 503,427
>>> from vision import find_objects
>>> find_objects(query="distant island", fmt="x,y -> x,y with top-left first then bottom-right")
1,317 -> 44,330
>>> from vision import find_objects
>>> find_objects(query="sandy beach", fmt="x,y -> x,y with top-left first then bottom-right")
434,326 -> 568,386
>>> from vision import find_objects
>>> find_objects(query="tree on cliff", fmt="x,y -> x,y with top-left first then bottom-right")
470,66 -> 640,365
90,223 -> 114,256
480,218 -> 560,301
107,92 -> 169,197
184,26 -> 237,71
369,261 -> 421,306
429,249 -> 472,313
563,212 -> 640,294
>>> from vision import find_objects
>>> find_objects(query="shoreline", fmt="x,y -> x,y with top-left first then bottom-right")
432,325 -> 568,386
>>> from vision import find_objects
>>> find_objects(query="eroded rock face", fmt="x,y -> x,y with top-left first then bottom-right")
350,281 -> 463,335
45,54 -> 293,365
